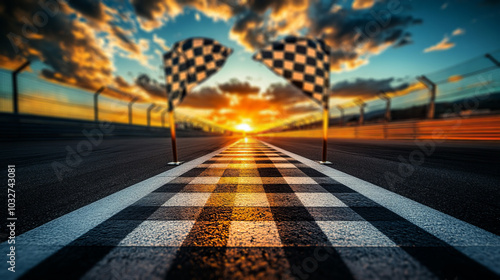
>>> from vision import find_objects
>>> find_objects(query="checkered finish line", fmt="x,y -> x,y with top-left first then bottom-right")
9,139 -> 500,280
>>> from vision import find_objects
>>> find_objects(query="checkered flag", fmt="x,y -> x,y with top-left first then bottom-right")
164,38 -> 233,109
253,36 -> 331,107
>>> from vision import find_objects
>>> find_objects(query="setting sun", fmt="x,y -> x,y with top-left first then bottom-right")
236,123 -> 252,132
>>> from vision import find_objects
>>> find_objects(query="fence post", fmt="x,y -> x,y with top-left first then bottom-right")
161,108 -> 169,128
379,91 -> 391,123
417,75 -> 436,119
128,97 -> 138,125
355,99 -> 366,126
485,53 -> 500,67
94,86 -> 105,122
336,105 -> 344,126
147,103 -> 156,127
12,61 -> 31,114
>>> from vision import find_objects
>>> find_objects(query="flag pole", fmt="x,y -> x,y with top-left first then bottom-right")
322,104 -> 329,163
168,101 -> 181,165
320,95 -> 331,164
320,44 -> 332,165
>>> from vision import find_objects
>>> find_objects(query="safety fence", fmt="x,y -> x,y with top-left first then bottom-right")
1,50 -> 499,136
259,115 -> 500,141
0,69 -> 228,134
267,50 -> 500,132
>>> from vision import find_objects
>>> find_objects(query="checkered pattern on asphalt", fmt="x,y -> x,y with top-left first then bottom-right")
21,139 -> 499,280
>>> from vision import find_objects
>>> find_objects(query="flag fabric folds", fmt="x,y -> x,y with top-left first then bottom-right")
164,38 -> 233,109
253,36 -> 331,106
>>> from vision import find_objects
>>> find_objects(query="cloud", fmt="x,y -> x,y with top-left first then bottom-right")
108,25 -> 154,69
352,0 -> 376,10
218,79 -> 260,95
0,0 -> 426,129
0,1 -> 116,91
331,78 -> 410,99
153,34 -> 170,51
424,27 -> 464,53
131,0 -> 233,31
393,32 -> 413,48
441,2 -> 449,10
262,83 -> 310,106
195,13 -> 201,21
309,2 -> 422,71
330,4 -> 342,13
135,74 -> 167,99
448,75 -> 463,83
0,0 -> 162,99
129,0 -> 420,72
181,86 -> 231,110
452,28 -> 465,36
179,79 -> 318,127
67,0 -> 110,23
424,36 -> 455,53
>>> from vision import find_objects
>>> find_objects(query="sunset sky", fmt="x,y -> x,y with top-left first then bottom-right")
0,0 -> 499,130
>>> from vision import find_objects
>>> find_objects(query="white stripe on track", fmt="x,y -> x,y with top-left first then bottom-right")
0,143 -> 234,279
263,140 -> 500,275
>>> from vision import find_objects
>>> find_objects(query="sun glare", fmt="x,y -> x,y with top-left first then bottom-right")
236,123 -> 252,132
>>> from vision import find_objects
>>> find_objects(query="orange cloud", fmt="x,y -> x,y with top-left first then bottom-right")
352,0 -> 376,10
176,79 -> 319,130
448,75 -> 464,83
452,28 -> 465,36
424,36 -> 455,53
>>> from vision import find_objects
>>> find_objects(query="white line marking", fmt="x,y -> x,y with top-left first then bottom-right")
0,143 -> 234,279
263,140 -> 500,274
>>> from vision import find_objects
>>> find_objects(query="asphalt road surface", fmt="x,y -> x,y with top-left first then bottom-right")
1,138 -> 498,279
1,135 -> 499,241
0,136 -> 236,240
261,137 -> 500,236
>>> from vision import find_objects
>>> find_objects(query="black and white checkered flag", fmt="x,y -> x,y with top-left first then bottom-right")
164,38 -> 233,109
253,36 -> 331,107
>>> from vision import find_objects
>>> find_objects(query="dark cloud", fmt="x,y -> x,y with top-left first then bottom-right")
230,10 -> 275,51
181,86 -> 231,109
131,0 -> 162,20
136,74 -> 166,99
110,25 -> 141,54
331,78 -> 410,99
262,83 -> 310,105
393,32 -> 413,48
218,78 -> 260,95
309,1 -> 422,70
115,76 -> 131,89
67,0 -> 106,21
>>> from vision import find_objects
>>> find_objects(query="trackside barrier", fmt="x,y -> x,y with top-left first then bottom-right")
258,115 -> 500,140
